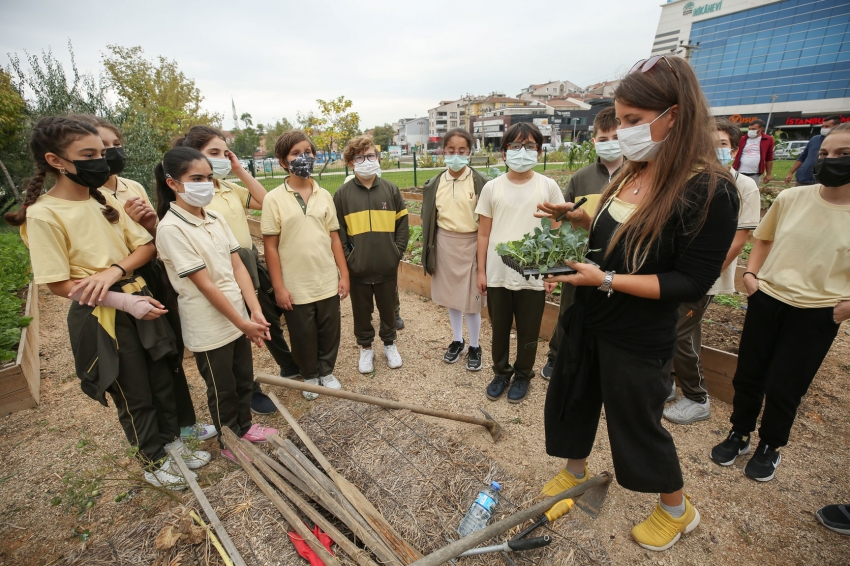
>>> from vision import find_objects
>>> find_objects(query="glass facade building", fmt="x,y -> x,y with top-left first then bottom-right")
689,0 -> 850,108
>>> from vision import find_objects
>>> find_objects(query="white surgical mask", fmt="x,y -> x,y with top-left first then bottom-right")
505,148 -> 538,172
820,127 -> 831,136
715,147 -> 732,166
616,107 -> 671,162
209,158 -> 232,179
594,140 -> 622,162
180,181 -> 215,207
747,129 -> 759,139
354,159 -> 381,179
444,154 -> 469,172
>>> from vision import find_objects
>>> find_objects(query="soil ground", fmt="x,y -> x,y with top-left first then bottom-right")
1,273 -> 849,565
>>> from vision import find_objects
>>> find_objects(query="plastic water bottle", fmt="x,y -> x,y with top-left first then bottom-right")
458,481 -> 501,537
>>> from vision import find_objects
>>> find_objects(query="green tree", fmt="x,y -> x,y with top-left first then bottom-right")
231,112 -> 262,158
313,96 -> 360,155
264,117 -> 294,147
372,123 -> 394,150
101,45 -> 221,150
0,70 -> 27,203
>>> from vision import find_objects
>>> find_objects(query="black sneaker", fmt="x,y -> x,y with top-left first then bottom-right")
466,347 -> 483,371
251,391 -> 277,415
486,374 -> 511,400
710,431 -> 751,466
280,365 -> 301,379
396,314 -> 405,330
744,441 -> 781,482
443,340 -> 467,364
507,376 -> 531,404
541,359 -> 555,381
816,504 -> 850,535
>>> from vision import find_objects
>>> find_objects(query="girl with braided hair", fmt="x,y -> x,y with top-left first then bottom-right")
5,116 -> 211,489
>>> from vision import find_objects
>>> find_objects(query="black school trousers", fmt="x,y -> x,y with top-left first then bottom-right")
730,291 -> 839,448
350,278 -> 398,347
193,335 -> 254,447
545,336 -> 683,494
487,287 -> 545,380
283,295 -> 341,380
105,310 -> 179,470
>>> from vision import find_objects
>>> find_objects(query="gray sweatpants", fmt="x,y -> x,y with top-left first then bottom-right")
669,295 -> 714,403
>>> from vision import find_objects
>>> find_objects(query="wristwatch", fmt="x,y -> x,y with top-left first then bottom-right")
598,271 -> 615,298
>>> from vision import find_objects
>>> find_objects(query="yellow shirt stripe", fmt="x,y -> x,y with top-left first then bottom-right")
344,210 -> 400,236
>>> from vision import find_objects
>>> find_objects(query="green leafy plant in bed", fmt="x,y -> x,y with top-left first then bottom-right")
0,232 -> 33,362
495,218 -> 592,274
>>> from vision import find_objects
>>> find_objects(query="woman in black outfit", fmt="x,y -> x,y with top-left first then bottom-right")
535,55 -> 739,551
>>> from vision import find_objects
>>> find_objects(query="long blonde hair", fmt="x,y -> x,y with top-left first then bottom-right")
600,56 -> 734,272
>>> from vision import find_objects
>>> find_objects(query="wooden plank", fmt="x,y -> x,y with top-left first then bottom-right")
407,213 -> 422,227
397,261 -> 432,300
700,345 -> 737,405
246,217 -> 263,238
0,283 -> 40,415
167,444 -> 247,566
734,266 -> 747,294
401,191 -> 422,202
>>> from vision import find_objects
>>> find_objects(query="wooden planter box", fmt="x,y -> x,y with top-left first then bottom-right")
408,213 -> 422,227
401,191 -> 423,202
247,216 -> 263,238
0,283 -> 41,416
697,346 -> 737,405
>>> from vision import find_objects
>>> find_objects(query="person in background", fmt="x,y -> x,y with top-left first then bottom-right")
8,117 -> 210,489
174,126 -> 300,414
263,130 -> 348,400
421,128 -> 489,371
155,147 -> 279,463
335,136 -> 409,373
733,118 -> 774,186
785,115 -> 841,186
475,122 -> 563,403
538,55 -> 739,551
710,122 -> 850,482
663,118 -> 761,424
541,106 -> 624,380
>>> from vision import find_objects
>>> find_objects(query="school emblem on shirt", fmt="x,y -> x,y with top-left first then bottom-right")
382,202 -> 387,210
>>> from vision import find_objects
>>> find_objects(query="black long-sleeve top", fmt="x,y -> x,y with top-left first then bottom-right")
578,172 -> 739,358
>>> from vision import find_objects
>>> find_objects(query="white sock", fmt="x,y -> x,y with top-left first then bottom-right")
660,498 -> 686,518
465,312 -> 481,348
448,308 -> 464,343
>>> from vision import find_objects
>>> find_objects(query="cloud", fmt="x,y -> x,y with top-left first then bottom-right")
1,0 -> 660,129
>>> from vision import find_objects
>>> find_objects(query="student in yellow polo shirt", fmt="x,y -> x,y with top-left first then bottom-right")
174,126 -> 300,414
155,147 -> 279,463
262,131 -> 349,400
6,116 -> 209,490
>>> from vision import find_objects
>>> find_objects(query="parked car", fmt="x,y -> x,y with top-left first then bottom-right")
774,140 -> 809,159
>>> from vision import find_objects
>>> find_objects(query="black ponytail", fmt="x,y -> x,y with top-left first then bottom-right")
155,147 -> 210,219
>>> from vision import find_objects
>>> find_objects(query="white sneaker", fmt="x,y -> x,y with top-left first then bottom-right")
303,378 -> 320,400
359,348 -> 374,374
666,381 -> 677,403
320,374 -> 341,389
165,438 -> 212,470
384,344 -> 403,369
664,397 -> 711,425
144,457 -> 188,490
180,423 -> 218,442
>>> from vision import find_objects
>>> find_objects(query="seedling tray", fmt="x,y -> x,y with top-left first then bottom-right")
501,256 -> 596,280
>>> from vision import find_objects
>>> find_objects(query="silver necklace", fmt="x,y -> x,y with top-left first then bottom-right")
633,176 -> 645,195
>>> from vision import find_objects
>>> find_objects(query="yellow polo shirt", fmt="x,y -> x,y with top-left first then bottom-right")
435,168 -> 479,233
261,179 -> 340,305
206,179 -> 253,251
21,192 -> 152,284
156,202 -> 249,351
104,177 -> 152,207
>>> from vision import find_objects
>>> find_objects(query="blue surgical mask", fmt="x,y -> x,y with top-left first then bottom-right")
715,147 -> 732,166
444,154 -> 469,172
505,148 -> 538,173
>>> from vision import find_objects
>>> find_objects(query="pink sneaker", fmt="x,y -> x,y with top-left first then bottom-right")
241,424 -> 277,443
221,448 -> 252,464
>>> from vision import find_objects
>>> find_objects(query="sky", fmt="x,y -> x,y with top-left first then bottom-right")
0,0 -> 661,131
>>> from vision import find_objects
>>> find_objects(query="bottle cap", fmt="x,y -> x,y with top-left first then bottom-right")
491,481 -> 501,491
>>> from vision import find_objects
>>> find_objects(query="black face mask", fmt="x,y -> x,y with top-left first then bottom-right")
813,156 -> 850,188
62,157 -> 112,189
288,153 -> 315,178
105,147 -> 127,175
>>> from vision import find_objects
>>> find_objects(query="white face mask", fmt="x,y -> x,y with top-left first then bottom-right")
594,140 -> 623,162
616,107 -> 671,162
820,127 -> 831,136
180,181 -> 215,207
208,158 -> 232,179
354,159 -> 381,179
505,148 -> 538,172
747,129 -> 759,139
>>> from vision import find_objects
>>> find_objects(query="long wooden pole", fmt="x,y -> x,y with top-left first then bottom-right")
236,438 -> 380,566
409,473 -> 612,566
167,446 -> 247,566
256,373 -> 501,441
268,392 -> 424,564
220,428 -> 341,566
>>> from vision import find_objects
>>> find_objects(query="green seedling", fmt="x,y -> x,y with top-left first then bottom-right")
495,218 -> 592,274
